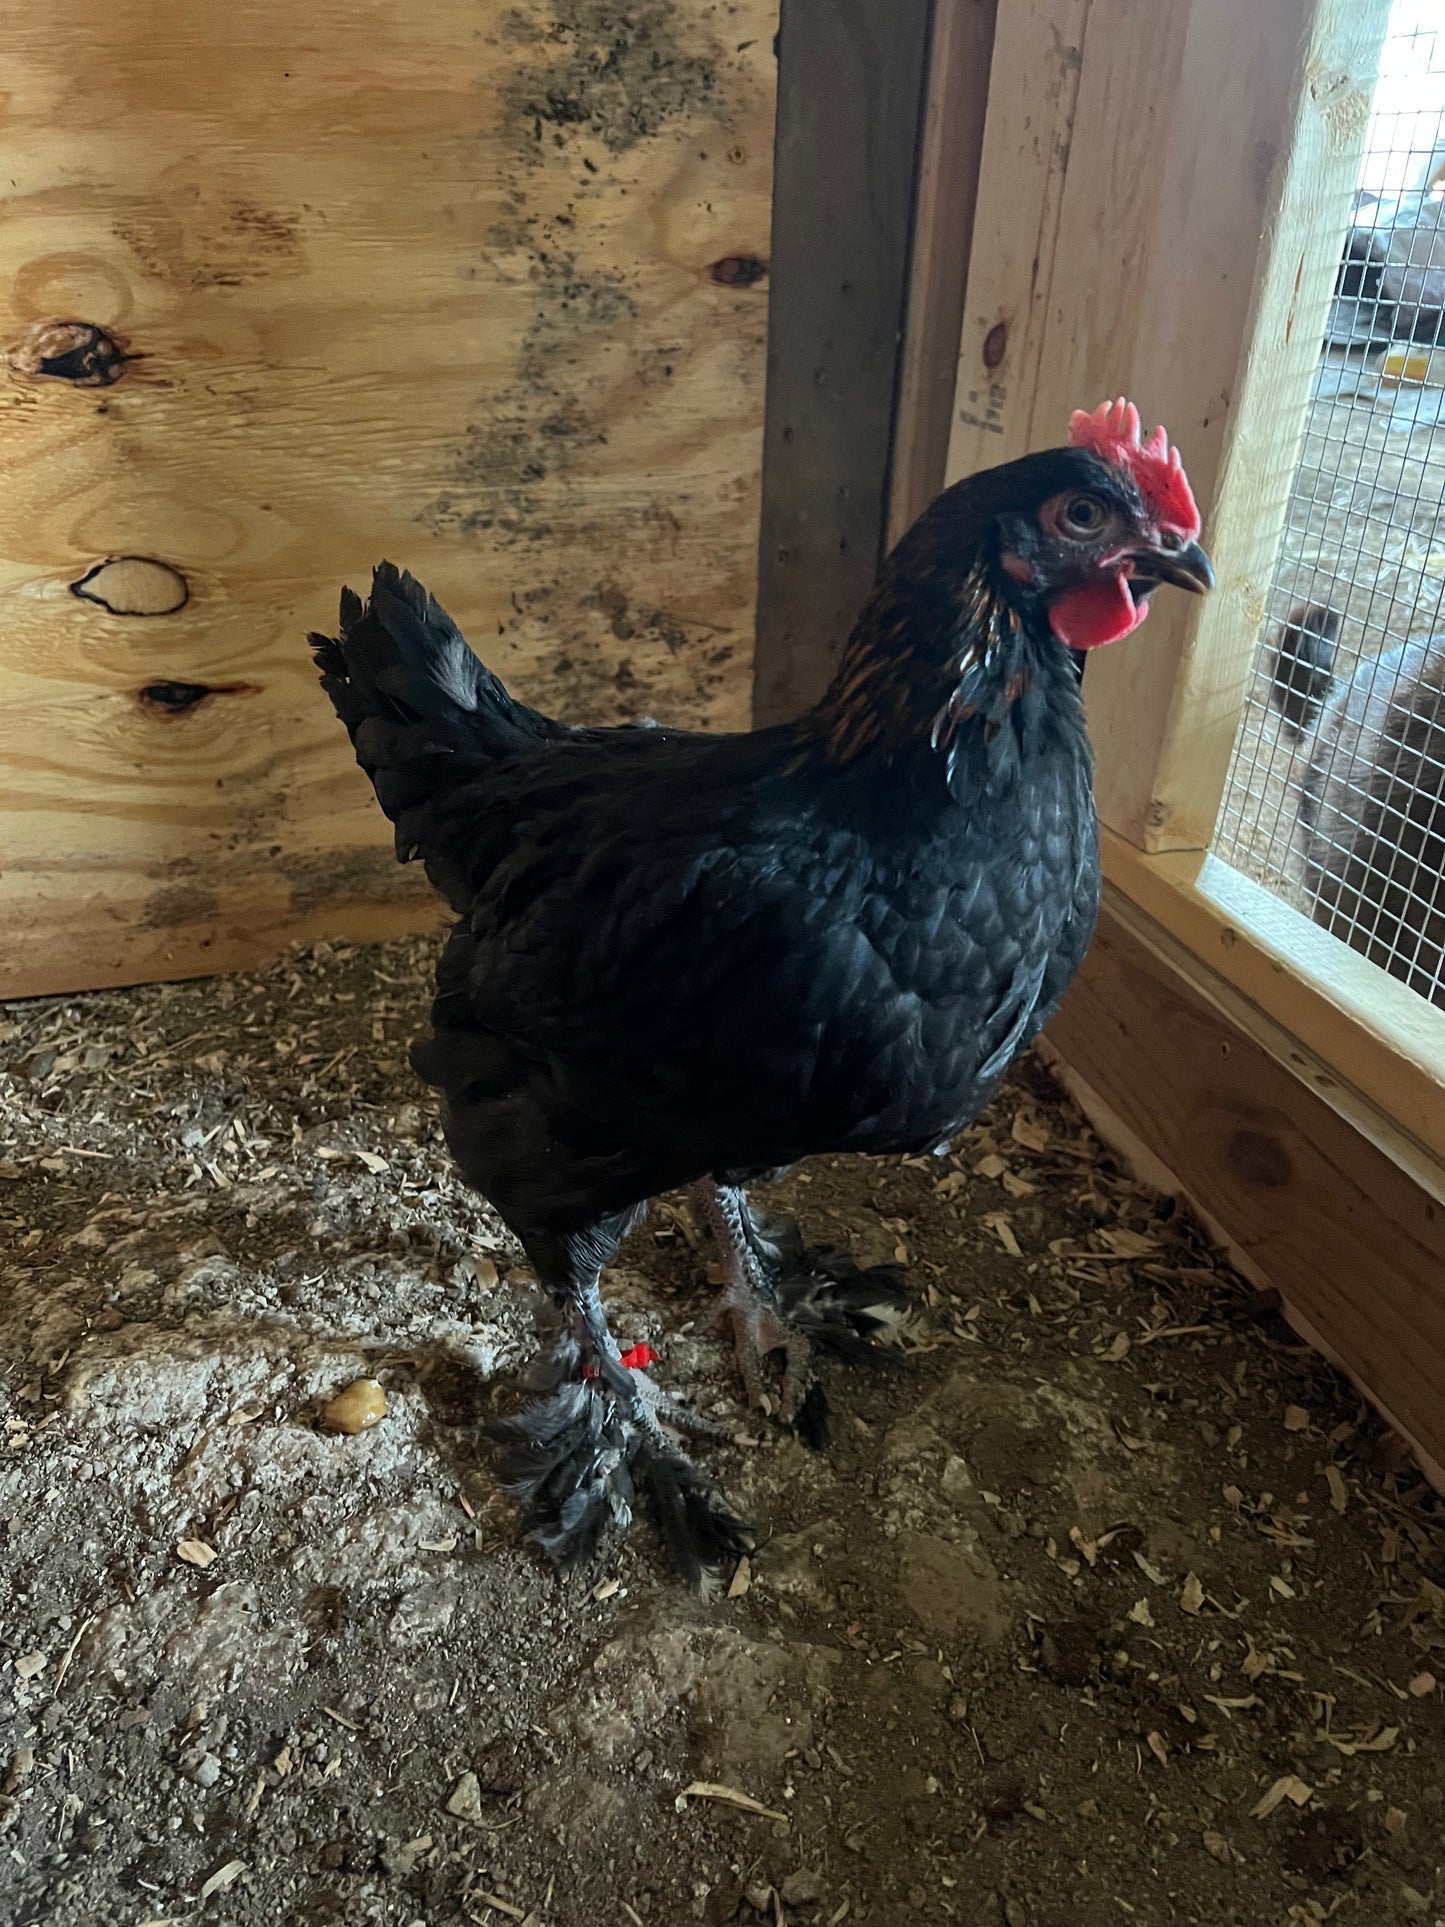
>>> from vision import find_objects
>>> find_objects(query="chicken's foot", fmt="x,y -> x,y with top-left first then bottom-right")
689,1179 -> 911,1449
491,1254 -> 746,1584
568,1274 -> 730,1446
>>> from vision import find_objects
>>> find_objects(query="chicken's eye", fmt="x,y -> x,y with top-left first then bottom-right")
1060,493 -> 1107,534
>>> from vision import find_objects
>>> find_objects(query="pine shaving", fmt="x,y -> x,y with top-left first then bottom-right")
675,1781 -> 790,1823
1251,1775 -> 1312,1819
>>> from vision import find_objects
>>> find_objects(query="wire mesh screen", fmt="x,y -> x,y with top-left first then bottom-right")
1212,0 -> 1445,1008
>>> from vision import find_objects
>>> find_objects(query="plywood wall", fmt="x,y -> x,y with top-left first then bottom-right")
0,0 -> 777,996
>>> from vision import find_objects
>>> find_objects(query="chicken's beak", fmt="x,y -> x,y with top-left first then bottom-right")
1137,540 -> 1214,595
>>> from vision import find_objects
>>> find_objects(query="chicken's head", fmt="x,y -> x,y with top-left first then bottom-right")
990,398 -> 1213,651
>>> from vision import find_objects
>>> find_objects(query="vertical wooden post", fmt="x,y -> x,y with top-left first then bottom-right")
943,0 -> 1094,479
886,0 -> 1000,548
752,0 -> 935,724
943,0 -> 1392,851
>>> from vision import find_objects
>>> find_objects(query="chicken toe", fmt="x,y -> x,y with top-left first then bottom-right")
690,1180 -> 911,1448
718,1282 -> 816,1427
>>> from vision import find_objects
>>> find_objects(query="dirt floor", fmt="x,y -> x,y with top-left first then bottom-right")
2,934 -> 1443,1927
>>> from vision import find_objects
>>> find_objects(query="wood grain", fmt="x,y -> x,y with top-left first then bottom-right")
1084,0 -> 1392,850
0,0 -> 778,996
941,0 -> 1091,481
1046,893 -> 1445,1479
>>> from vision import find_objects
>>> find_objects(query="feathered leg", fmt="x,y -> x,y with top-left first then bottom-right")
689,1180 -> 911,1449
490,1215 -> 747,1584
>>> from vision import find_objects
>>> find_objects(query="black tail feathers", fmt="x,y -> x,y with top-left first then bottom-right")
309,563 -> 560,911
310,561 -> 546,749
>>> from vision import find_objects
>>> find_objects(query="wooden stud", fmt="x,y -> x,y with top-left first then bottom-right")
885,0 -> 1000,548
942,0 -> 1092,480
752,0 -> 934,724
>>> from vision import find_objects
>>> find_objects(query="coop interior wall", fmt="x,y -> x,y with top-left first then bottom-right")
0,0 -> 776,1000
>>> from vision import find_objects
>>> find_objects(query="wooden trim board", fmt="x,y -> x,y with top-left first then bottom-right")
1043,893 -> 1445,1486
1042,1041 -> 1445,1496
0,891 -> 446,1004
1102,830 -> 1445,1169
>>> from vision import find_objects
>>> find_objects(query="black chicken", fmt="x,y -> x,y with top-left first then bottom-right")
312,399 -> 1212,1580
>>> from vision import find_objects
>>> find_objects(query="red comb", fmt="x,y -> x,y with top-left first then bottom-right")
1068,398 -> 1200,541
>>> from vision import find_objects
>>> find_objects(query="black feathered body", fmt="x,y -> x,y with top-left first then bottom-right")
314,453 -> 1109,1244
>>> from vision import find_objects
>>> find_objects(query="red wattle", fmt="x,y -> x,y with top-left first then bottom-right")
1047,573 -> 1149,651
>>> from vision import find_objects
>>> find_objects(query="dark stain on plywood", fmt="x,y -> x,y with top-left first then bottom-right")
139,881 -> 221,930
413,0 -> 768,735
115,193 -> 305,293
279,848 -> 438,917
504,2 -> 717,156
420,255 -> 635,543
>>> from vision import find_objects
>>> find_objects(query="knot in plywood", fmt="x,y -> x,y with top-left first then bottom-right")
137,680 -> 256,718
71,558 -> 189,617
6,320 -> 130,387
709,253 -> 768,286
